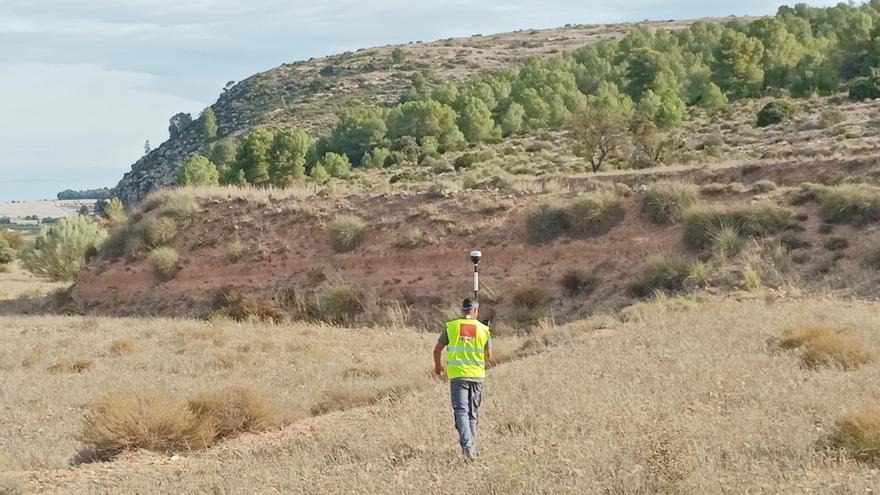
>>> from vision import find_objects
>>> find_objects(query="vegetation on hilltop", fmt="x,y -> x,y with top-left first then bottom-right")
158,2 -> 880,191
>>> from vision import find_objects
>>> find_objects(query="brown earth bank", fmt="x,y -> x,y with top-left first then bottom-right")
69,155 -> 880,328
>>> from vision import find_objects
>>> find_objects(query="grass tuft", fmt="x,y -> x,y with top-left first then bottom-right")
110,339 -> 137,356
328,215 -> 368,253
526,191 -> 623,243
187,386 -> 281,440
641,181 -> 699,225
779,324 -> 877,370
559,270 -> 599,297
149,247 -> 180,280
830,402 -> 880,461
630,257 -> 691,298
47,358 -> 94,374
683,203 -> 794,250
511,286 -> 549,310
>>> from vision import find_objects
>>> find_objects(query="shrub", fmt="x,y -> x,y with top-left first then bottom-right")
682,203 -> 794,250
177,155 -> 219,187
816,185 -> 880,224
630,257 -> 691,297
866,248 -> 880,270
156,198 -> 202,224
641,181 -> 699,225
779,324 -> 877,370
187,386 -> 281,440
225,238 -> 247,261
751,180 -> 777,193
830,402 -> 880,461
708,223 -> 741,260
149,247 -> 180,280
328,215 -> 368,253
78,389 -> 215,460
453,149 -> 494,170
849,72 -> 880,101
144,217 -> 178,247
212,287 -> 284,323
110,339 -> 137,355
0,237 -> 14,264
511,286 -> 549,310
824,237 -> 849,251
560,270 -> 599,297
567,190 -> 624,235
0,229 -> 25,250
395,228 -> 424,248
47,358 -> 94,374
526,203 -> 571,244
103,197 -> 127,224
315,283 -> 363,325
756,100 -> 794,127
19,216 -> 107,281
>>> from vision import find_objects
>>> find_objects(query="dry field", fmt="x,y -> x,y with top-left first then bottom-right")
1,294 -> 880,493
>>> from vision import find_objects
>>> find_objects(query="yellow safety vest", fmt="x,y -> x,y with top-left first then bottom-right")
445,318 -> 491,379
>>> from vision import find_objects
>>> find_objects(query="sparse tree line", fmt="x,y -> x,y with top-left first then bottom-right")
169,2 -> 880,187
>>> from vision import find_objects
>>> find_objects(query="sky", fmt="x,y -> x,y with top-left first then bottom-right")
0,0 -> 840,201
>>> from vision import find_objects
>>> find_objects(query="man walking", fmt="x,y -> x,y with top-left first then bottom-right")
433,298 -> 492,462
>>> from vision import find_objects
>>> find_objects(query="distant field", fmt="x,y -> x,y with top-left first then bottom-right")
0,199 -> 95,222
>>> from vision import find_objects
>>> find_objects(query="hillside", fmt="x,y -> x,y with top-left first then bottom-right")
113,17 -> 713,205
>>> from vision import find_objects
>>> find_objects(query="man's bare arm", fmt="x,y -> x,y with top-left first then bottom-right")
433,341 -> 445,377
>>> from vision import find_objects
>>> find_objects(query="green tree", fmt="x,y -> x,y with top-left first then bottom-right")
200,107 -> 218,141
318,152 -> 351,178
269,128 -> 312,185
310,164 -> 330,183
233,128 -> 274,186
328,107 -> 387,164
208,140 -> 237,167
362,147 -> 391,168
569,93 -> 632,173
713,30 -> 765,97
168,112 -> 193,139
386,100 -> 465,150
178,155 -> 219,187
457,96 -> 501,143
699,83 -> 728,111
20,216 -> 107,281
431,82 -> 459,106
391,48 -> 407,65
499,102 -> 526,136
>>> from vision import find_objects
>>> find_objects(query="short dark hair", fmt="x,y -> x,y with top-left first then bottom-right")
462,298 -> 478,311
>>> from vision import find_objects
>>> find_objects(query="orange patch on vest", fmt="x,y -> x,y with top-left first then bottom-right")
459,323 -> 477,340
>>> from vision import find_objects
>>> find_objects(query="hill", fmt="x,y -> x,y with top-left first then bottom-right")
112,17 -> 712,205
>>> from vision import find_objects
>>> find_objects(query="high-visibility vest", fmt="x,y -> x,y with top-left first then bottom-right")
445,318 -> 491,379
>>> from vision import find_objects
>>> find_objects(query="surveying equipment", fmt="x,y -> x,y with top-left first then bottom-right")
470,250 -> 482,302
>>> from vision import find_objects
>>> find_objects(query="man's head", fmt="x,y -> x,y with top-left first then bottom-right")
461,298 -> 479,318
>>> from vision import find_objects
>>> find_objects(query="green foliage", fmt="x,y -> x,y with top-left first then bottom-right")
641,181 -> 700,225
570,85 -> 632,172
0,236 -> 15,264
177,156 -> 219,187
499,102 -> 526,136
630,257 -> 691,298
453,149 -> 494,170
310,165 -> 330,183
682,203 -> 794,250
816,184 -> 880,224
849,70 -> 880,101
149,247 -> 180,280
699,82 -> 728,111
456,96 -> 501,143
328,215 -> 368,253
200,107 -> 218,142
391,48 -> 407,65
269,128 -> 311,185
386,100 -> 465,150
756,100 -> 795,127
362,147 -> 390,169
328,107 -> 387,164
168,112 -> 193,139
103,198 -> 126,223
526,191 -> 624,243
20,216 -> 107,281
208,140 -> 237,167
713,30 -> 764,97
233,128 -> 274,186
318,152 -> 351,178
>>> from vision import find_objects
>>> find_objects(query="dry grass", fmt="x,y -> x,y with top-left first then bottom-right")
328,215 -> 368,253
47,358 -> 94,374
640,181 -> 699,225
8,298 -> 880,492
779,323 -> 878,370
187,386 -> 282,440
830,401 -> 880,461
78,388 -> 215,460
149,247 -> 180,280
109,339 -> 137,356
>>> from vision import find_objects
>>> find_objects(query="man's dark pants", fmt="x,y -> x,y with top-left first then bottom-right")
450,379 -> 483,455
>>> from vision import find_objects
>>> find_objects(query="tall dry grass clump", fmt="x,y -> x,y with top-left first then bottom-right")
816,184 -> 880,225
328,215 -> 368,253
149,247 -> 180,280
682,202 -> 793,249
830,402 -> 880,461
630,257 -> 691,298
187,386 -> 282,440
78,389 -> 215,460
779,324 -> 878,370
526,190 -> 623,243
641,181 -> 699,225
